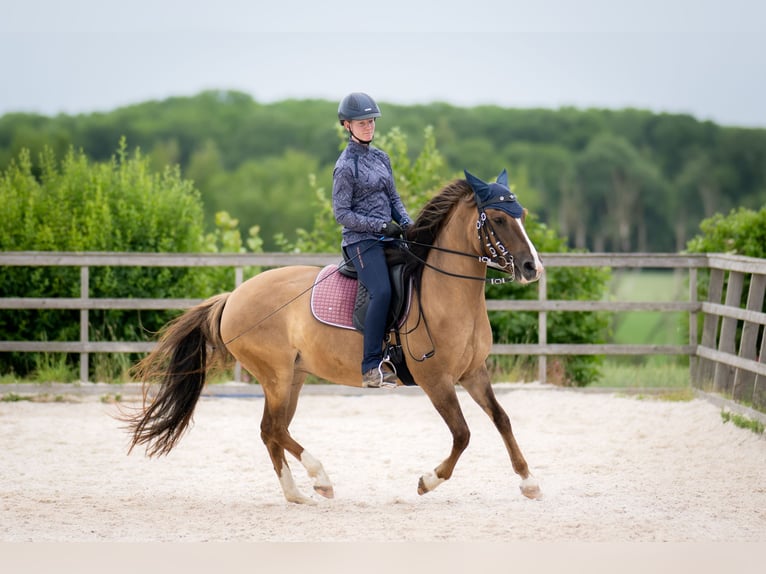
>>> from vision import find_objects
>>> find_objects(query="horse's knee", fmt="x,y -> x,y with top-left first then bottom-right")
261,425 -> 274,446
454,427 -> 470,452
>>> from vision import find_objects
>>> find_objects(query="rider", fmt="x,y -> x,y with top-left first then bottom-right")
332,92 -> 413,389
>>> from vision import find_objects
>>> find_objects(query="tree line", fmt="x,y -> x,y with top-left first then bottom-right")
1,90 -> 764,252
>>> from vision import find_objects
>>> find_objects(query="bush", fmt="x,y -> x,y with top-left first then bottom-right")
685,205 -> 766,356
686,205 -> 766,303
0,139 -> 257,378
686,206 -> 766,258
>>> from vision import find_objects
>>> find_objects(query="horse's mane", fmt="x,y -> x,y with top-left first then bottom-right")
396,178 -> 473,286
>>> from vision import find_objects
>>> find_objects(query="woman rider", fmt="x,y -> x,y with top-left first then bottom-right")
332,92 -> 412,388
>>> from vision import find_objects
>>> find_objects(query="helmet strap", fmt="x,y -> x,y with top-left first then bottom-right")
346,122 -> 373,145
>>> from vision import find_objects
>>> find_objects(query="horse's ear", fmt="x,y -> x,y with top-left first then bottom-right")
464,169 -> 489,199
496,169 -> 509,187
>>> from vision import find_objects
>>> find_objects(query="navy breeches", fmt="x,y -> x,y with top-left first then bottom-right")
347,240 -> 392,373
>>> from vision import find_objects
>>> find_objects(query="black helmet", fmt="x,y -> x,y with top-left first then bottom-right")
338,92 -> 381,125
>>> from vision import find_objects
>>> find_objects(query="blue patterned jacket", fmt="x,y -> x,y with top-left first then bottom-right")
332,140 -> 412,247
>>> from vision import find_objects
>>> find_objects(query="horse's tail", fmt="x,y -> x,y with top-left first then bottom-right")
123,292 -> 231,457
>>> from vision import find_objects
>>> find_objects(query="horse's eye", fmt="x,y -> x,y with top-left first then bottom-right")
492,216 -> 505,225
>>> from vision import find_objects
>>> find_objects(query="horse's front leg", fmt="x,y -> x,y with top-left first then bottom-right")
417,382 -> 471,495
460,367 -> 542,500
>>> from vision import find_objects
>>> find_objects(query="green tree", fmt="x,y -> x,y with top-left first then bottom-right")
205,150 -> 321,250
575,134 -> 668,252
4,93 -> 766,254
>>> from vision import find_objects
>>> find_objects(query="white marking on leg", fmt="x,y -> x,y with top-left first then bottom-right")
278,464 -> 316,505
420,471 -> 446,493
520,476 -> 543,500
300,451 -> 334,499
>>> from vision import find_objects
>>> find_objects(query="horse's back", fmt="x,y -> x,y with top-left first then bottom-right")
219,265 -> 320,341
219,264 -> 364,386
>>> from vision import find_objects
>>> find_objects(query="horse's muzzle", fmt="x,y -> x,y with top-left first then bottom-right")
518,258 -> 543,283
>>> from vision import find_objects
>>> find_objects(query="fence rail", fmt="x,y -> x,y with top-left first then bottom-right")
1,251 -> 765,410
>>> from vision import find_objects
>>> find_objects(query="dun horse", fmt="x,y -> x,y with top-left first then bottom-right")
124,170 -> 544,504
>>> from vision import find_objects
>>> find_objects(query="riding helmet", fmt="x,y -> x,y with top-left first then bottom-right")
338,92 -> 381,125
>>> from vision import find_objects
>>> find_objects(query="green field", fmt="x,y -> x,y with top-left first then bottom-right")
609,269 -> 688,346
593,269 -> 691,388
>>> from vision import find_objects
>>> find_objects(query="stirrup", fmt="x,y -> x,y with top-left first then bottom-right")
377,359 -> 398,389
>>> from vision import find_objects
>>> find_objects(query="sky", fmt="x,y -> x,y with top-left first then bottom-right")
1,0 -> 765,127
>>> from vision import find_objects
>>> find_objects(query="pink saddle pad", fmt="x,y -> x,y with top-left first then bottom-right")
310,265 -> 358,330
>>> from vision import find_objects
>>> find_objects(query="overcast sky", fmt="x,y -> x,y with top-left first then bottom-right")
2,0 -> 765,127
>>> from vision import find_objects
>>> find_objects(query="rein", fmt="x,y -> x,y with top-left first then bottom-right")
399,210 -> 517,285
224,207 -> 518,350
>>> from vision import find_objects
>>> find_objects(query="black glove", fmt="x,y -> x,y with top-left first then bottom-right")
380,221 -> 403,238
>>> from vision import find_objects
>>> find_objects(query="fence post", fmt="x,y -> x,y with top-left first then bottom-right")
733,273 -> 766,403
696,268 -> 724,389
755,326 -> 766,411
714,271 -> 744,394
79,266 -> 89,383
688,268 -> 698,384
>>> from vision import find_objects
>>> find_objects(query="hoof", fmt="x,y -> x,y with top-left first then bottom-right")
314,485 -> 335,499
520,478 -> 543,500
417,472 -> 445,496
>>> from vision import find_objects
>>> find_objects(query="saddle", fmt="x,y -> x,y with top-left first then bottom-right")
310,245 -> 417,386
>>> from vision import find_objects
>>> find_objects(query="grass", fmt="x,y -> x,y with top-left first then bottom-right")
0,392 -> 31,402
31,353 -> 78,383
609,269 -> 688,346
591,358 -> 690,389
0,372 -> 21,384
720,410 -> 765,435
589,269 -> 694,397
0,392 -> 67,403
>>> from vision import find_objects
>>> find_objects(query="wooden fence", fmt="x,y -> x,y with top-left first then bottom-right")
1,251 -> 765,410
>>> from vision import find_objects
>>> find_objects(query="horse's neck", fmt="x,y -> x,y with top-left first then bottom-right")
421,216 -> 487,307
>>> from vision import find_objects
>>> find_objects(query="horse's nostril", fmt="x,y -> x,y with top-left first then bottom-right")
522,260 -> 540,279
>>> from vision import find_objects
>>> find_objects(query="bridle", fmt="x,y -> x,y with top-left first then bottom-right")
398,204 -> 519,285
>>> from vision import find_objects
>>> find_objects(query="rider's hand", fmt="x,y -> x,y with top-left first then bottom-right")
380,221 -> 403,238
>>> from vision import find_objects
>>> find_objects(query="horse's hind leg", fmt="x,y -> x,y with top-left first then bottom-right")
260,369 -> 333,504
284,371 -> 334,499
460,367 -> 542,500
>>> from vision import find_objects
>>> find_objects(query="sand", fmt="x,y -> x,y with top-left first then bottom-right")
1,384 -> 765,542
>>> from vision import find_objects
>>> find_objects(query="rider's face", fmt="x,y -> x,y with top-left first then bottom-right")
346,118 -> 376,142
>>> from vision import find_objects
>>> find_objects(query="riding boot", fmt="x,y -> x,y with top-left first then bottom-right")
362,360 -> 398,389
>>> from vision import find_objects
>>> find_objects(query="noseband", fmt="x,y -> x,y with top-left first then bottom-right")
476,209 -> 515,279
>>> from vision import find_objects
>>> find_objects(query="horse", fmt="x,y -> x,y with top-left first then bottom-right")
123,169 -> 544,504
